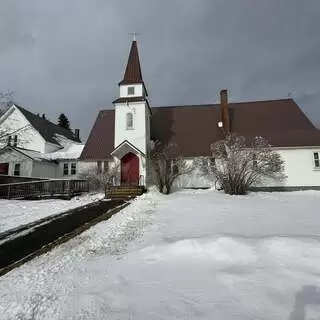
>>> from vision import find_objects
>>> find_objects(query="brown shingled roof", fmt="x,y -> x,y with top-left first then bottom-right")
80,110 -> 114,160
80,99 -> 320,161
119,41 -> 144,85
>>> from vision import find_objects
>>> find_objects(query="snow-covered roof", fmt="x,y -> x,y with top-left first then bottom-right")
42,144 -> 84,160
41,135 -> 84,160
1,135 -> 84,161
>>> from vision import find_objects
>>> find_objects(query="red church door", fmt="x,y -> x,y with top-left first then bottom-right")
121,152 -> 139,185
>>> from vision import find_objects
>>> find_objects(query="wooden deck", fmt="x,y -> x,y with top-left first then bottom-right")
0,179 -> 89,200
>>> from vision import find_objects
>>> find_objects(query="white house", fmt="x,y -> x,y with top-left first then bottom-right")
80,40 -> 320,190
0,104 -> 84,179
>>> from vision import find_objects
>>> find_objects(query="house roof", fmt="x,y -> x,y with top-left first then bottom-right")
14,105 -> 81,145
119,40 -> 144,86
80,99 -> 320,160
0,146 -> 49,162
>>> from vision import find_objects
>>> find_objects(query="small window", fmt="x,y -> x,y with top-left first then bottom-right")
127,86 -> 135,95
103,161 -> 109,173
252,154 -> 258,168
14,163 -> 21,176
314,152 -> 320,168
13,135 -> 18,147
63,163 -> 69,175
97,161 -> 102,174
71,163 -> 76,175
126,112 -> 134,130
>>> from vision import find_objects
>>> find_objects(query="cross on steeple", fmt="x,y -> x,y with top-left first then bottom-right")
119,37 -> 144,85
129,32 -> 140,41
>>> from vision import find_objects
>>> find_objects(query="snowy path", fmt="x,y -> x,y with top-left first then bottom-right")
0,193 -> 104,234
1,189 -> 320,319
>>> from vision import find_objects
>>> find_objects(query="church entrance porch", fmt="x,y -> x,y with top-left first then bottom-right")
111,140 -> 146,187
121,152 -> 139,186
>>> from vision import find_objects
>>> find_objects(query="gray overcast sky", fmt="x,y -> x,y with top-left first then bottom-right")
1,0 -> 320,140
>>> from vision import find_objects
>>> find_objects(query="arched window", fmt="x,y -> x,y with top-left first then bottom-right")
126,112 -> 134,129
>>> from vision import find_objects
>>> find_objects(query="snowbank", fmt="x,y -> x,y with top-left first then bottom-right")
0,192 -> 104,234
1,189 -> 320,319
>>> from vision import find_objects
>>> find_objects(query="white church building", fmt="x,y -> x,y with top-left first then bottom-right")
80,40 -> 320,190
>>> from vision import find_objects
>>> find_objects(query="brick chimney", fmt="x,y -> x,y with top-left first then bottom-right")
220,89 -> 230,134
74,129 -> 80,140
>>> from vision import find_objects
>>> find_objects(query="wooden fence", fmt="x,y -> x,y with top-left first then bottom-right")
0,179 -> 89,200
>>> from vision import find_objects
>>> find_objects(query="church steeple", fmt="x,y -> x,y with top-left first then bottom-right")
119,40 -> 144,85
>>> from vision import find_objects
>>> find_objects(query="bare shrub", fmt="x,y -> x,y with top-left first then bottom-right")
78,162 -> 119,197
210,134 -> 285,195
150,141 -> 196,194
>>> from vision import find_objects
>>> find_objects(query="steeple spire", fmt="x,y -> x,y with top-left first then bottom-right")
119,40 -> 144,85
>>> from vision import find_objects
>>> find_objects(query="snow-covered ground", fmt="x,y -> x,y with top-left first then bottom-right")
0,193 -> 104,234
1,189 -> 320,319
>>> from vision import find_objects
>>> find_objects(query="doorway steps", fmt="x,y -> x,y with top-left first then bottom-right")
106,186 -> 146,200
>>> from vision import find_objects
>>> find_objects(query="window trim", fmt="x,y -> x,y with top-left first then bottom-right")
63,163 -> 69,176
126,112 -> 134,130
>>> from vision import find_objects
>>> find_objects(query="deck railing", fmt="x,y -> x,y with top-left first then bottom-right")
0,179 -> 89,200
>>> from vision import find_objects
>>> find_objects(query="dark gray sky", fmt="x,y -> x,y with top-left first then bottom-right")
1,0 -> 320,140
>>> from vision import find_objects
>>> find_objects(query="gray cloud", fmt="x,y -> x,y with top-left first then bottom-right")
0,0 -> 320,140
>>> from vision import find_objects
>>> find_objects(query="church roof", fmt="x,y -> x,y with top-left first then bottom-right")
80,98 -> 320,160
119,41 -> 144,86
80,110 -> 115,160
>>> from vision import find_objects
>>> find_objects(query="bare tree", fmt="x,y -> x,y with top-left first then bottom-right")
0,91 -> 14,115
150,141 -> 196,194
78,162 -> 119,197
210,133 -> 285,195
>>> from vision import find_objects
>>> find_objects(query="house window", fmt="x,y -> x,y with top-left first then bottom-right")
126,112 -> 134,130
13,135 -> 18,147
314,152 -> 320,169
63,163 -> 69,175
127,86 -> 135,95
71,163 -> 76,175
14,163 -> 21,176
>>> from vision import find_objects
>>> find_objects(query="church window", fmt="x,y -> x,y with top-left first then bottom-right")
97,161 -> 102,174
126,112 -> 134,130
128,86 -> 135,95
103,161 -> 109,173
